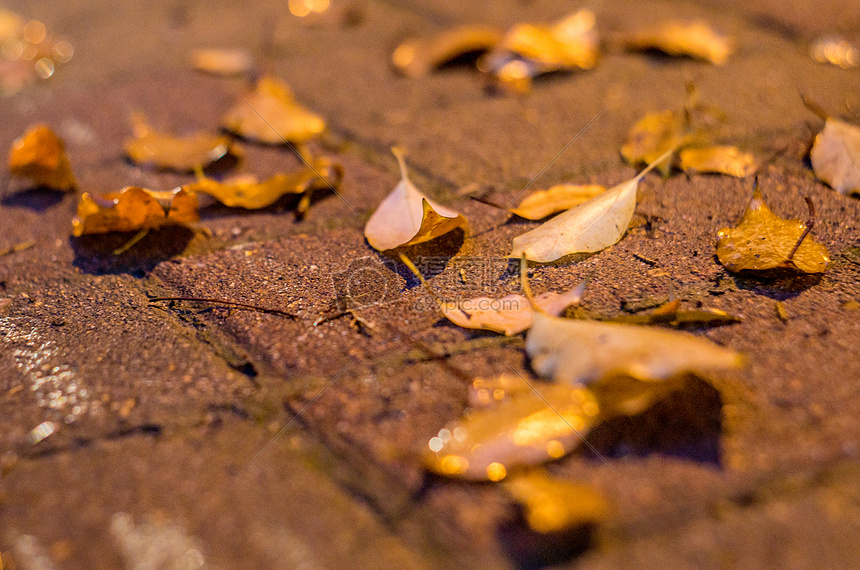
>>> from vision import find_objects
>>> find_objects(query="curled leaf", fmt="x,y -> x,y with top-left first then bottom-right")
809,36 -> 859,69
620,110 -> 688,174
809,118 -> 860,196
124,114 -> 238,171
510,149 -> 671,262
423,383 -> 600,481
392,26 -> 502,78
8,124 -> 76,190
503,471 -> 608,533
189,48 -> 254,76
679,146 -> 758,178
441,280 -> 586,335
526,311 -> 743,386
364,149 -> 467,251
625,20 -> 733,65
716,185 -> 830,273
186,159 -> 342,209
510,184 -> 606,220
72,187 -> 198,236
222,75 -> 326,144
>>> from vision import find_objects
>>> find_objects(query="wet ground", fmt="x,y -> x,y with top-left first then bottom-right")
2,0 -> 860,568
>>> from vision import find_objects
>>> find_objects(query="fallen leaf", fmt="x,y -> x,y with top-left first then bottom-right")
8,124 -> 77,190
509,184 -> 606,220
809,36 -> 859,69
510,149 -> 671,262
392,26 -> 502,78
441,280 -> 585,335
625,20 -> 733,65
526,311 -> 743,386
189,48 -> 254,76
679,145 -> 758,178
72,187 -> 198,236
809,117 -> 860,196
612,303 -> 743,327
222,75 -> 326,144
716,185 -> 830,273
186,158 -> 342,209
124,114 -> 238,171
423,383 -> 600,481
620,110 -> 689,174
502,471 -> 608,533
364,148 -> 468,251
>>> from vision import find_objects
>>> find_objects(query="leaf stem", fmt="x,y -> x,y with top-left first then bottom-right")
149,297 -> 298,319
787,197 -> 815,261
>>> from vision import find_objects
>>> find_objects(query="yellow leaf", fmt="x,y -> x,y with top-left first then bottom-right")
679,145 -> 758,178
625,20 -> 734,65
189,48 -> 254,76
186,159 -> 342,210
809,118 -> 860,196
423,383 -> 600,481
526,311 -> 743,386
509,184 -> 606,220
620,110 -> 688,173
503,471 -> 608,533
392,25 -> 502,78
364,148 -> 467,251
510,149 -> 671,262
441,280 -> 585,336
124,114 -> 238,172
716,186 -> 830,273
7,124 -> 77,191
222,75 -> 326,144
72,187 -> 198,236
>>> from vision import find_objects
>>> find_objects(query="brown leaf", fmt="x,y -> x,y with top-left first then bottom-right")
809,118 -> 860,196
679,145 -> 758,178
72,187 -> 198,236
625,20 -> 734,65
716,186 -> 830,273
222,75 -> 326,144
509,184 -> 606,220
124,114 -> 238,171
8,124 -> 77,191
392,26 -> 502,78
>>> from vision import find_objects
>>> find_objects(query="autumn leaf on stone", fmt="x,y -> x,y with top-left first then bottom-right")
8,124 -> 76,191
716,183 -> 829,273
502,471 -> 608,533
364,148 -> 467,251
392,26 -> 502,78
189,48 -> 254,77
72,187 -> 198,236
441,279 -> 586,335
423,382 -> 600,481
625,20 -> 734,65
510,149 -> 672,262
679,145 -> 758,178
526,311 -> 743,386
808,115 -> 860,197
124,114 -> 239,172
509,184 -> 606,220
222,75 -> 325,144
186,158 -> 342,210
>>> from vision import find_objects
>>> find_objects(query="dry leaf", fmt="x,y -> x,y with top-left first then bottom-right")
626,20 -> 733,65
526,311 -> 743,386
72,187 -> 198,236
423,383 -> 600,481
186,159 -> 342,209
441,280 -> 585,335
620,110 -> 688,174
190,48 -> 254,76
124,114 -> 237,172
222,75 -> 326,144
613,302 -> 743,327
510,184 -> 606,220
809,118 -> 860,196
8,124 -> 77,190
364,148 -> 468,251
392,26 -> 502,78
679,145 -> 758,178
510,149 -> 671,262
503,471 -> 608,533
716,185 -> 830,273
809,36 -> 859,69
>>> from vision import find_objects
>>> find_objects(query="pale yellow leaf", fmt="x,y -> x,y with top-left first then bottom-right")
124,114 -> 237,171
626,20 -> 734,65
810,118 -> 860,196
189,48 -> 254,76
510,184 -> 606,220
679,145 -> 757,178
620,110 -> 687,173
392,26 -> 502,78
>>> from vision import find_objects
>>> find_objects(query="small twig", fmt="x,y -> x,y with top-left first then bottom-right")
149,297 -> 298,319
469,194 -> 509,211
0,240 -> 35,256
113,228 -> 150,255
633,253 -> 658,266
787,197 -> 815,261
